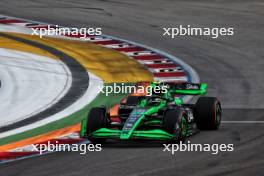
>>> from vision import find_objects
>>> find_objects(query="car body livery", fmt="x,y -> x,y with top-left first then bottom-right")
80,82 -> 222,143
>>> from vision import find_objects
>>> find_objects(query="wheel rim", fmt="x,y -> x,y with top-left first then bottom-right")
215,104 -> 221,128
180,116 -> 188,137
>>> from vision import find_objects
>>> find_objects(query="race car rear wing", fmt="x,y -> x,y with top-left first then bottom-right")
166,82 -> 207,95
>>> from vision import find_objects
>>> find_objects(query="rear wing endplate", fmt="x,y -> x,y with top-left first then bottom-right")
167,82 -> 207,95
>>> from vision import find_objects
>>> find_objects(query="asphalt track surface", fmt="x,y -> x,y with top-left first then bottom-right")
0,0 -> 264,175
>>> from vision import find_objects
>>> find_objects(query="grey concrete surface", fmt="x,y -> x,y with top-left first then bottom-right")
0,0 -> 263,176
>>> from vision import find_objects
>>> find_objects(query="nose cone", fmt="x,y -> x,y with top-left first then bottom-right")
120,108 -> 146,139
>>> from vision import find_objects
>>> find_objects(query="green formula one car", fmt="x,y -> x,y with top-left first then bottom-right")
80,82 -> 222,143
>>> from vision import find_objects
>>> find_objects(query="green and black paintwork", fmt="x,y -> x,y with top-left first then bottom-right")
80,82 -> 222,143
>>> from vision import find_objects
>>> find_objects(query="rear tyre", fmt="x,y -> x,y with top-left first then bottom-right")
125,96 -> 144,106
119,96 -> 143,121
163,108 -> 188,143
86,107 -> 108,143
195,97 -> 222,130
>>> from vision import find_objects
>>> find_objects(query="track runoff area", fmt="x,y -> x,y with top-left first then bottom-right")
0,15 -> 198,162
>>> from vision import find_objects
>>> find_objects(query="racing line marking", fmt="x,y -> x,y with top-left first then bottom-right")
222,121 -> 264,124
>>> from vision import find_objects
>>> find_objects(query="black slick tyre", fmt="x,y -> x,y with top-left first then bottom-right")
163,108 -> 188,143
195,97 -> 222,130
86,107 -> 108,143
125,96 -> 144,106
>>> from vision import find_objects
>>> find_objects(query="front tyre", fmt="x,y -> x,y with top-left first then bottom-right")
195,97 -> 222,130
163,108 -> 188,143
86,107 -> 108,143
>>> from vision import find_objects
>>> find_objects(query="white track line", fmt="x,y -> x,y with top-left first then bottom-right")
0,24 -> 103,138
0,72 -> 102,138
0,48 -> 71,127
222,121 -> 264,124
